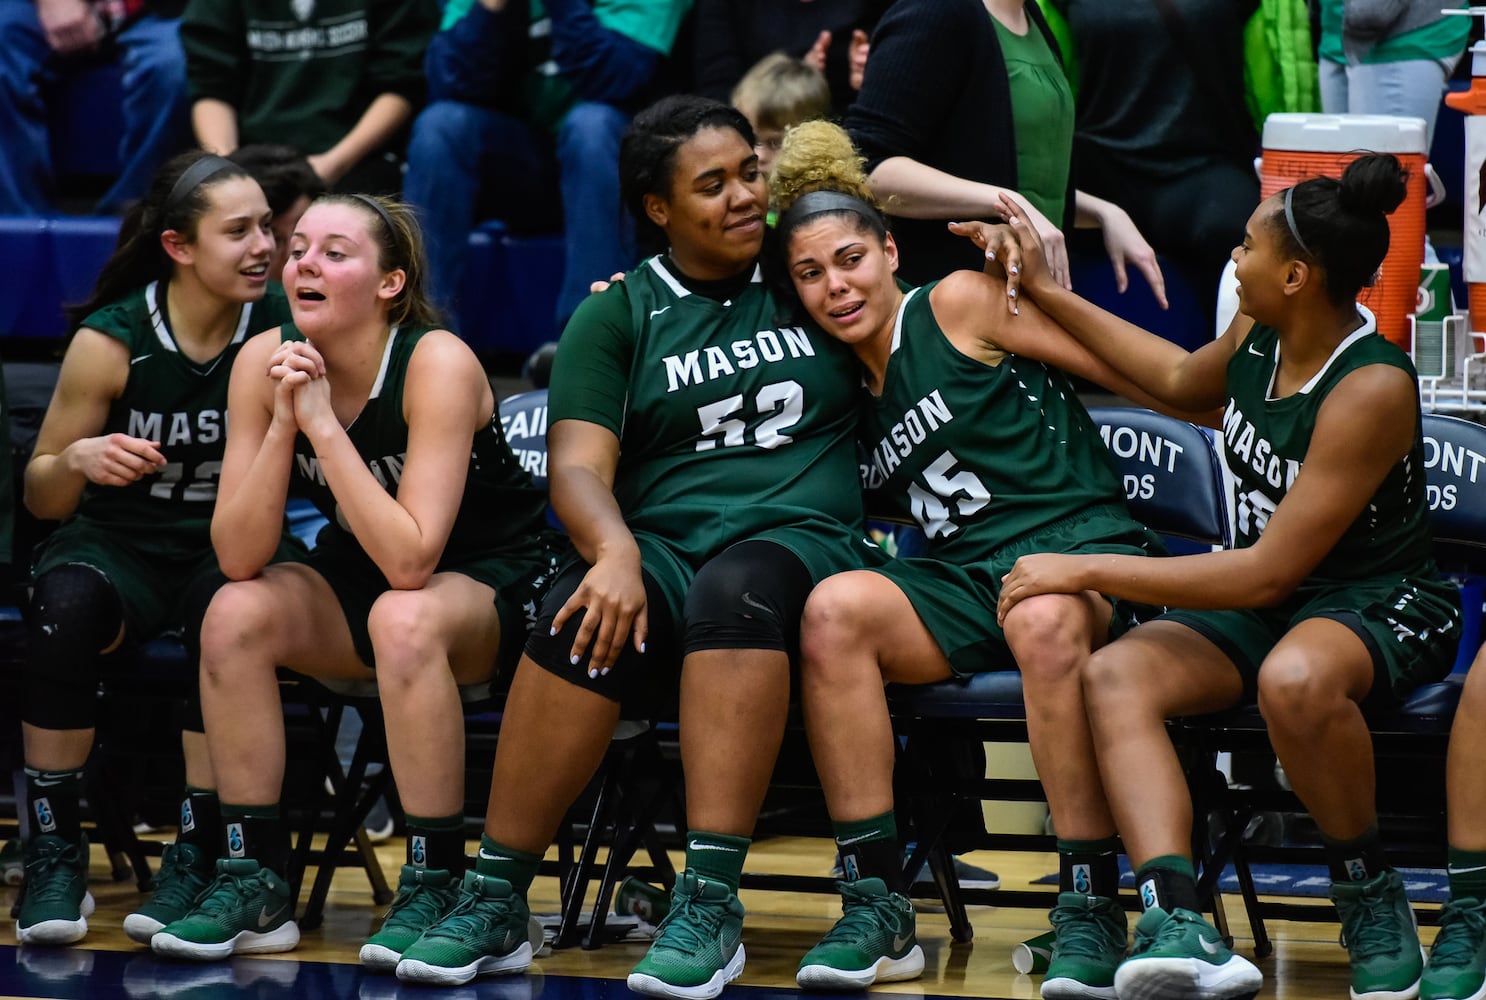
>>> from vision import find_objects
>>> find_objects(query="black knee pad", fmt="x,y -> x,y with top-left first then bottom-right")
24,563 -> 124,730
682,540 -> 813,657
525,559 -> 676,705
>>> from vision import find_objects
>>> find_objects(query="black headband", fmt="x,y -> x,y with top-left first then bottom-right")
350,193 -> 395,235
778,189 -> 880,235
165,155 -> 237,215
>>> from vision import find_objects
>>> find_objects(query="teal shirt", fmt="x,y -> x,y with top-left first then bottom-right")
992,11 -> 1073,225
1319,0 -> 1469,65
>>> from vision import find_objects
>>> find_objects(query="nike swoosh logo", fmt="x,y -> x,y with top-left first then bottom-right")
649,306 -> 672,319
478,849 -> 512,861
892,933 -> 912,951
1247,344 -> 1265,357
257,904 -> 286,928
688,840 -> 739,852
1451,865 -> 1486,875
30,779 -> 62,788
131,354 -> 153,365
1199,935 -> 1223,956
836,830 -> 883,846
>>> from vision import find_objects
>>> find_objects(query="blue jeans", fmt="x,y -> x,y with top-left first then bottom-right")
403,98 -> 634,334
0,2 -> 187,215
1319,54 -> 1463,150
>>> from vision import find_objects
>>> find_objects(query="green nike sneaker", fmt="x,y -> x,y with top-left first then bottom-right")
360,865 -> 461,972
395,871 -> 535,986
1333,870 -> 1425,1000
149,858 -> 299,961
1422,896 -> 1486,1000
1042,892 -> 1128,1000
795,877 -> 923,989
15,834 -> 94,945
123,841 -> 215,944
627,869 -> 746,1000
1114,906 -> 1262,1000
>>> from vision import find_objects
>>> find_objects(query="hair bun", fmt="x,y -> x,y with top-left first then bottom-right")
1338,153 -> 1408,218
771,120 -> 878,215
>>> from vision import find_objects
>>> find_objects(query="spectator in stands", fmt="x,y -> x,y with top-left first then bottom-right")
402,0 -> 688,337
693,0 -> 882,115
179,0 -> 437,194
390,95 -> 870,996
150,194 -> 554,966
771,119 -> 1178,995
996,156 -> 1459,1000
14,150 -> 293,948
1319,0 -> 1468,150
226,145 -> 326,283
847,0 -> 1165,305
731,53 -> 831,178
0,0 -> 189,215
1036,0 -> 1316,328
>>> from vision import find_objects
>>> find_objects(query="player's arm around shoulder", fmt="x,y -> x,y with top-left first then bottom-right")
927,271 -> 1221,425
25,328 -> 142,520
1241,362 -> 1419,602
213,328 -> 296,580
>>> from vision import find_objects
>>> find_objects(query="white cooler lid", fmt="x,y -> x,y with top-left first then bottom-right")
1261,113 -> 1426,154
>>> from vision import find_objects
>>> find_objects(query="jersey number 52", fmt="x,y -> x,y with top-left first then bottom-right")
694,380 -> 804,452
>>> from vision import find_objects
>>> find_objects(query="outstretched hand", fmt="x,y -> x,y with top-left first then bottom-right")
947,221 -> 1022,314
1099,206 -> 1168,310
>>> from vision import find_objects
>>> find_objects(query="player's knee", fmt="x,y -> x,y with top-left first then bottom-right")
1256,653 -> 1337,726
798,577 -> 874,666
199,579 -> 280,673
1004,594 -> 1087,684
24,564 -> 122,730
366,590 -> 445,685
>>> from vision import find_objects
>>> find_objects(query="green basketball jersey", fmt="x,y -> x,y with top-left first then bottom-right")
282,323 -> 548,563
581,255 -> 865,562
70,281 -> 293,532
860,283 -> 1129,564
1220,316 -> 1439,590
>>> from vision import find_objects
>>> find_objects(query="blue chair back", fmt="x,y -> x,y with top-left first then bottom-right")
499,388 -> 550,492
1422,413 -> 1486,574
1088,407 -> 1229,548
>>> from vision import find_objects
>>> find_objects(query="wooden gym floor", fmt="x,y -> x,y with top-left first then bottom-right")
0,832 -> 1405,999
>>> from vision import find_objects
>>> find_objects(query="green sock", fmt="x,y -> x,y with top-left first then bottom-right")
405,812 -> 466,873
1449,847 -> 1486,901
1134,855 -> 1200,913
833,811 -> 904,893
24,766 -> 84,844
685,830 -> 750,894
473,833 -> 542,895
178,786 -> 221,857
220,802 -> 288,876
1057,836 -> 1121,898
1321,824 -> 1388,884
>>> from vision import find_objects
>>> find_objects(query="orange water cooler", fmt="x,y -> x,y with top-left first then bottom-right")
1446,12 -> 1486,342
1259,113 -> 1429,349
